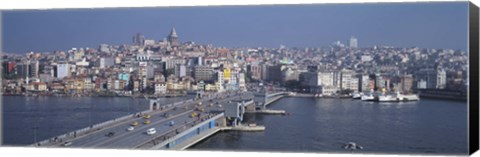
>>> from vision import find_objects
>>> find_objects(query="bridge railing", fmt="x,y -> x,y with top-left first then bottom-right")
146,113 -> 225,149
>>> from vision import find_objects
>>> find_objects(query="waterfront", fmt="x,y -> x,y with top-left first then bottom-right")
190,97 -> 468,155
2,96 -> 468,155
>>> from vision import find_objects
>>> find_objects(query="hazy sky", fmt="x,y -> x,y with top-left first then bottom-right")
1,2 -> 469,53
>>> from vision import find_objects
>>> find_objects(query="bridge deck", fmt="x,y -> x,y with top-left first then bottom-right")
43,92 -> 255,149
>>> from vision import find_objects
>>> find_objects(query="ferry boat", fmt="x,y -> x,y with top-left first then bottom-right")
378,94 -> 398,102
352,92 -> 362,99
397,93 -> 420,101
377,92 -> 420,102
361,93 -> 375,101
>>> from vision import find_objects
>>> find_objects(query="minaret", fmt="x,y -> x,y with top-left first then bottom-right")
168,27 -> 179,46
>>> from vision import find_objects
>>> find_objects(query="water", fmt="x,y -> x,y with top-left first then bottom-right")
1,95 -> 193,145
2,96 -> 468,155
189,97 -> 468,155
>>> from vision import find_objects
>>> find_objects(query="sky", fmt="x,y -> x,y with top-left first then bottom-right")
1,2 -> 469,54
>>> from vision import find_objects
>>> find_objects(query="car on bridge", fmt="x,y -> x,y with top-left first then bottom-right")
169,121 -> 175,126
105,132 -> 115,137
143,114 -> 151,119
190,112 -> 197,118
61,141 -> 72,147
144,120 -> 151,124
163,113 -> 172,118
131,121 -> 139,126
126,126 -> 135,131
146,128 -> 156,135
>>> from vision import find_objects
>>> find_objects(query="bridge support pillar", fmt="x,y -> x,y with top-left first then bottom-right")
150,100 -> 160,111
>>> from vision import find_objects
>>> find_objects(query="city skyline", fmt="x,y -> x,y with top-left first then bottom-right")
2,2 -> 469,54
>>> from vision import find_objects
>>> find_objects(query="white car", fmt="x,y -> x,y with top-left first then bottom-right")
146,128 -> 156,135
127,126 -> 134,131
61,142 -> 72,147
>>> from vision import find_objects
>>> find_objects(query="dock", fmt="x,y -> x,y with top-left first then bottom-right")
246,109 -> 286,115
222,124 -> 266,132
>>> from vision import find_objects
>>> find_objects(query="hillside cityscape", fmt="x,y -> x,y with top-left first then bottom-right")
1,28 -> 468,99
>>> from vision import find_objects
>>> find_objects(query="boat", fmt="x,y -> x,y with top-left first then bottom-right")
377,92 -> 420,102
352,92 -> 362,99
397,93 -> 420,101
378,94 -> 398,102
343,142 -> 363,150
361,93 -> 375,101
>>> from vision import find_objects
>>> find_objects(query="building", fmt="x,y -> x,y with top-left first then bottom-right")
194,66 -> 214,82
349,36 -> 358,48
118,73 -> 130,85
15,63 -> 30,79
174,64 -> 187,78
30,60 -> 40,78
56,64 -> 70,79
319,71 -> 334,86
2,61 -> 16,78
167,27 -> 179,46
165,58 -> 186,70
415,68 -> 447,89
132,33 -> 145,46
400,74 -> 414,93
358,74 -> 371,92
248,62 -> 262,81
99,57 -> 114,69
281,67 -> 299,83
238,72 -> 246,91
267,65 -> 283,83
154,82 -> 167,95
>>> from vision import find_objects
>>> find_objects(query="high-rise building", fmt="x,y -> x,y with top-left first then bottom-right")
174,64 -> 187,78
56,63 -> 70,79
167,27 -> 179,46
133,33 -> 145,46
29,60 -> 39,78
238,71 -> 246,91
267,65 -> 283,83
349,36 -> 358,48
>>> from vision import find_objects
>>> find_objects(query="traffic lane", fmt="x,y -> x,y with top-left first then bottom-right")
90,109 -> 196,148
69,106 -> 191,147
82,109 -> 192,148
112,115 -> 195,148
98,112 -> 196,148
135,112 -> 220,149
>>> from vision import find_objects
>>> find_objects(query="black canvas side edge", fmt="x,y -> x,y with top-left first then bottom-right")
469,1 -> 479,155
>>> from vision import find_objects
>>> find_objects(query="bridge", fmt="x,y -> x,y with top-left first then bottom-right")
31,91 -> 287,150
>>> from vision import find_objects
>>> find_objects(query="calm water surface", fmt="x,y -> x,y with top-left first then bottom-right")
190,97 -> 468,155
2,96 -> 468,155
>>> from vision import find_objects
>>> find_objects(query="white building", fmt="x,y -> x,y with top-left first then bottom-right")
349,36 -> 358,48
238,72 -> 246,91
56,64 -> 70,79
165,58 -> 186,70
155,82 -> 167,95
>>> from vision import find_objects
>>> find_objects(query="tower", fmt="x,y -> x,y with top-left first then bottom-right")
168,27 -> 179,46
349,36 -> 358,48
